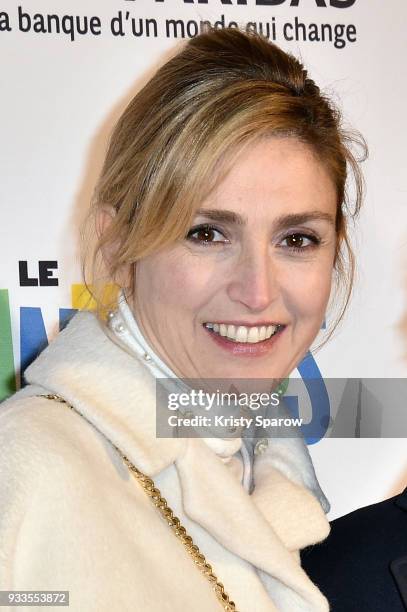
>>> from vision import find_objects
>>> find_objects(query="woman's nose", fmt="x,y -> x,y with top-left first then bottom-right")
226,245 -> 278,312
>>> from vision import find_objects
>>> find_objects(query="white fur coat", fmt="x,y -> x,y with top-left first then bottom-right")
0,312 -> 330,611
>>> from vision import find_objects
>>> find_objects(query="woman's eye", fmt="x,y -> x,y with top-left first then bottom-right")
280,233 -> 320,251
186,224 -> 228,245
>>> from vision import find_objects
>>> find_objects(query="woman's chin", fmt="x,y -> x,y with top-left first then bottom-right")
200,363 -> 287,389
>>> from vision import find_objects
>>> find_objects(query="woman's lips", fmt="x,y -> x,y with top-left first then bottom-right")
203,324 -> 285,357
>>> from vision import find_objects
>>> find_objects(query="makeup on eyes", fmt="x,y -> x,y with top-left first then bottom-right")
186,222 -> 325,254
186,223 -> 229,245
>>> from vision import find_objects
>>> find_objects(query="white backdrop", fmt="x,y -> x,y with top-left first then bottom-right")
1,0 -> 406,520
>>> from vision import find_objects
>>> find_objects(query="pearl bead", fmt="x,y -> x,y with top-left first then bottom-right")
114,323 -> 125,333
254,438 -> 269,455
143,353 -> 151,361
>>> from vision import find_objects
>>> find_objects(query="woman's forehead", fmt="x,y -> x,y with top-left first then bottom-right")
195,137 -> 337,220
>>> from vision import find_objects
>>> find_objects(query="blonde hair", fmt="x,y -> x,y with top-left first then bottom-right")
84,27 -> 367,336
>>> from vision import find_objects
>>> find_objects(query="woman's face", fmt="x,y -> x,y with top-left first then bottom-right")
133,137 -> 337,381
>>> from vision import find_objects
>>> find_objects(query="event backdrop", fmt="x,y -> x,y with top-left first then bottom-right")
1,0 -> 406,519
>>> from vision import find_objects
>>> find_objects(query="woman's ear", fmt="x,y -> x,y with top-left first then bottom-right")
95,205 -> 116,242
95,205 -> 131,288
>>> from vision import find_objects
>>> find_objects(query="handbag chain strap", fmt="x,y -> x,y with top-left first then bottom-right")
38,394 -> 239,612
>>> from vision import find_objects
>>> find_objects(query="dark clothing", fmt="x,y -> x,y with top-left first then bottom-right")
301,488 -> 407,611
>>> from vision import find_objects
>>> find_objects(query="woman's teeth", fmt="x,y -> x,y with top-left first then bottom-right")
204,322 -> 280,343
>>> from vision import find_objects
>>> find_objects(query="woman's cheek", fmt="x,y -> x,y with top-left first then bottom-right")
286,262 -> 333,316
182,253 -> 224,289
153,254 -> 220,307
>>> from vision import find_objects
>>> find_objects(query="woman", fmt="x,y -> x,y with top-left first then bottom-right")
0,28 -> 365,611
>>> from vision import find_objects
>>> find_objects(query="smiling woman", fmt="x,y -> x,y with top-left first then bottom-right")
0,27 -> 366,612
133,138 -> 337,380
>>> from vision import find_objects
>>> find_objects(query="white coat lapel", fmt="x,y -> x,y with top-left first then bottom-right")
23,312 -> 187,476
176,438 -> 329,610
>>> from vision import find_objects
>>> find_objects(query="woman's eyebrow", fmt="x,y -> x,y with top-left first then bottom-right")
273,212 -> 336,232
195,209 -> 245,225
195,209 -> 336,229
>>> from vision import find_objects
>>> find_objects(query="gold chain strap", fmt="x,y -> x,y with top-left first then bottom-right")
38,394 -> 239,612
